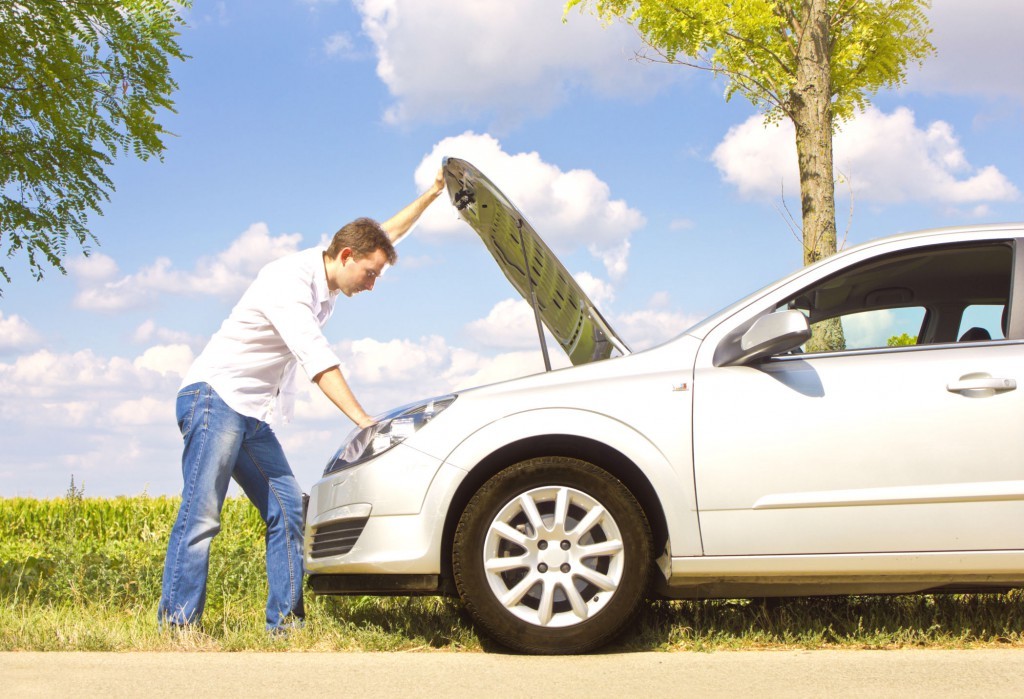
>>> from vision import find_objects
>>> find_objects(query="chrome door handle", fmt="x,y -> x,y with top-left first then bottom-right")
947,376 -> 1017,396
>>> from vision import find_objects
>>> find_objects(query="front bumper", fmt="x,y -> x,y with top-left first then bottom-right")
303,442 -> 466,577
308,572 -> 442,595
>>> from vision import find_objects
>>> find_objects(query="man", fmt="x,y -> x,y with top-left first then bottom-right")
158,169 -> 446,631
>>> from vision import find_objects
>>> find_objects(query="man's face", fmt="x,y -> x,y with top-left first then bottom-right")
335,248 -> 389,297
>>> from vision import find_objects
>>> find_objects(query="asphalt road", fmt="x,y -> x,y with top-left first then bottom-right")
4,649 -> 1024,698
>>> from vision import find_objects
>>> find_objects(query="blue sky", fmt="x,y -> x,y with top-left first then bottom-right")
1,0 -> 1022,497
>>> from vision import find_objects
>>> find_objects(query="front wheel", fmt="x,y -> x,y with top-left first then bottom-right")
452,457 -> 652,654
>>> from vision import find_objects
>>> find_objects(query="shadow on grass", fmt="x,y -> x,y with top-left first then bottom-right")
311,590 -> 1024,653
610,591 -> 1024,652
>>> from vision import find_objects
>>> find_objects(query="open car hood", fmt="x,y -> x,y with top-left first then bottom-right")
443,157 -> 630,367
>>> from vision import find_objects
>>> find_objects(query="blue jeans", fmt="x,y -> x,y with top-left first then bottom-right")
158,383 -> 306,630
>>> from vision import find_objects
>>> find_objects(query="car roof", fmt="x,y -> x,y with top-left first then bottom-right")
683,223 -> 1024,339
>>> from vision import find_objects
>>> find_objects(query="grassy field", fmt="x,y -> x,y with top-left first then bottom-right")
2,487 -> 1022,652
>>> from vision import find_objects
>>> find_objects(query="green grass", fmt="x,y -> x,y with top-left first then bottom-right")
2,489 -> 1022,652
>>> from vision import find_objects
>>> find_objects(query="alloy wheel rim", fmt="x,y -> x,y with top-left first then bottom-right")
481,485 -> 625,627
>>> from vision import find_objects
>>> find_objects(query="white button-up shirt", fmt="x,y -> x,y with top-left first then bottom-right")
182,246 -> 342,423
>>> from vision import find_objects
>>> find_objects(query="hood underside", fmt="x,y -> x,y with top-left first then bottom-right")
442,157 -> 630,366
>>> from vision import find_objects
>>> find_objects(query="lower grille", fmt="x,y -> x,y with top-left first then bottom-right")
310,517 -> 369,559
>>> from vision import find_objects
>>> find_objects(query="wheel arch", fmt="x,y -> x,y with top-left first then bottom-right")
438,433 -> 669,591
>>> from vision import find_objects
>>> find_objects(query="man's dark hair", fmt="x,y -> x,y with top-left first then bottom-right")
326,217 -> 397,264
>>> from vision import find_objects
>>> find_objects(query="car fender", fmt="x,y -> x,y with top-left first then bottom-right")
440,407 -> 702,557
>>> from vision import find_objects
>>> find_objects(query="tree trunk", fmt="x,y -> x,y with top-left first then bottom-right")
791,0 -> 844,352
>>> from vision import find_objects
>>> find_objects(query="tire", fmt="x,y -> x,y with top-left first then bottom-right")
452,457 -> 652,654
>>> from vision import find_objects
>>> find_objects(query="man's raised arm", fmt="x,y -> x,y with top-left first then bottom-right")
380,167 -> 446,244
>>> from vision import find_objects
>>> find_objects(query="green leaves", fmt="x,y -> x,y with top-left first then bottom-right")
887,332 -> 918,347
566,1 -> 935,123
829,0 -> 935,121
0,0 -> 190,290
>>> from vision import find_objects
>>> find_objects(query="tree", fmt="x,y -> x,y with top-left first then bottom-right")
566,0 -> 933,351
887,332 -> 917,347
0,0 -> 190,291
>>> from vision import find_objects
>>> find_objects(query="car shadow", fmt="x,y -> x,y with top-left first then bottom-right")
607,592 -> 1024,652
313,591 -> 1023,653
759,358 -> 825,398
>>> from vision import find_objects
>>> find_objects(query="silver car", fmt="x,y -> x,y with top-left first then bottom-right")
304,158 -> 1024,654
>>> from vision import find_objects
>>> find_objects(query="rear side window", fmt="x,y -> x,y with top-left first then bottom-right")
957,304 -> 1006,341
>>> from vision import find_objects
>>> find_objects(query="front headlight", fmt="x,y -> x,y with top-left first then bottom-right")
323,394 -> 457,475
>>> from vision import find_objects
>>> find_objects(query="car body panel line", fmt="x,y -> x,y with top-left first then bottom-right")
750,479 -> 1024,510
665,550 -> 1024,579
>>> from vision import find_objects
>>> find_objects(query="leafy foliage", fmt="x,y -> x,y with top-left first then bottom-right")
0,0 -> 190,289
565,0 -> 935,124
887,332 -> 918,346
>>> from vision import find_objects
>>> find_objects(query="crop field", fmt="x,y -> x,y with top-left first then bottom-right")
1,485 -> 1022,652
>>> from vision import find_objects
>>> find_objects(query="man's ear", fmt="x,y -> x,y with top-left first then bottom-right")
338,247 -> 355,264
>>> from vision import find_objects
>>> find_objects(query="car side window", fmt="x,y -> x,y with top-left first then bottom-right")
957,304 -> 1006,341
836,307 -> 927,349
776,242 -> 1013,354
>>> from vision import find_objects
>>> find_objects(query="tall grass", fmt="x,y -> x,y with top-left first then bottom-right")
1,487 -> 1021,652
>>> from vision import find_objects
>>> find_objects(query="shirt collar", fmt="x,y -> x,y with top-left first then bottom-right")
314,246 -> 340,301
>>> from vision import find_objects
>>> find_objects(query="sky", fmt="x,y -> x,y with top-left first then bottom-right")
1,0 -> 1022,498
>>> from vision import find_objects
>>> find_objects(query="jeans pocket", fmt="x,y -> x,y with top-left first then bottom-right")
175,384 -> 204,437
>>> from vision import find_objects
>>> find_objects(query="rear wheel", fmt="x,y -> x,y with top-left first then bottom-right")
452,457 -> 652,654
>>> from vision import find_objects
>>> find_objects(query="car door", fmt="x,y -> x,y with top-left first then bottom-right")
691,238 -> 1024,556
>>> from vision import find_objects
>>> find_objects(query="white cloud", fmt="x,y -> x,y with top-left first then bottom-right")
303,334 -> 563,417
465,299 -> 538,350
712,107 -> 1019,205
278,427 -> 336,456
110,396 -> 170,426
464,270 -> 618,351
133,320 -> 201,348
648,291 -> 671,308
340,335 -> 452,384
611,308 -> 701,351
187,1 -> 228,26
460,288 -> 695,355
133,344 -> 194,379
416,132 -> 645,279
301,334 -> 464,416
68,252 -> 119,282
0,345 -> 187,419
908,0 -> 1024,101
42,401 -> 98,427
0,311 -> 41,351
354,0 -> 673,126
336,333 -> 568,397
323,32 -> 356,58
449,350 -> 566,391
0,346 -> 187,496
841,309 -> 916,349
573,271 -> 615,306
71,223 -> 304,311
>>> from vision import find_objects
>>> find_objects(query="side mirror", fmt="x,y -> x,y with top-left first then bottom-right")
713,309 -> 812,367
